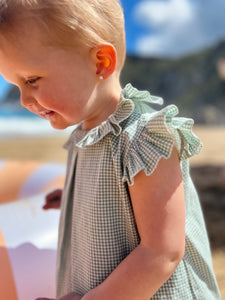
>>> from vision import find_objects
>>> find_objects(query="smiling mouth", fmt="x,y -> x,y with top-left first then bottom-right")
39,110 -> 55,119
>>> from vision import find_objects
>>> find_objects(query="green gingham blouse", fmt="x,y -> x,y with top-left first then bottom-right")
56,84 -> 220,299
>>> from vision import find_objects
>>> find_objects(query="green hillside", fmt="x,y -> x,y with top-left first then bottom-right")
121,41 -> 225,124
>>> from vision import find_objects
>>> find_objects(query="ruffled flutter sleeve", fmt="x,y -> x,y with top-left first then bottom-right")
122,103 -> 202,186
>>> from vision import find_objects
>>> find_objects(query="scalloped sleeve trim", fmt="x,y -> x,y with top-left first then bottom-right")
122,104 -> 202,186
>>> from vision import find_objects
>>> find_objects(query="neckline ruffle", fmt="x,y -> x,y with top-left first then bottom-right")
64,84 -> 163,149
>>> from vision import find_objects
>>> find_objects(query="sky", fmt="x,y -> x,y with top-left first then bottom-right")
121,0 -> 225,58
1,0 -> 225,99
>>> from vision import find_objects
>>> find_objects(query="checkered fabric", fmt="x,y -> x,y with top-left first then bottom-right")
56,84 -> 220,299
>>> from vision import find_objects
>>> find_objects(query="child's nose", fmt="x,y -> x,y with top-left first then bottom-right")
20,89 -> 36,108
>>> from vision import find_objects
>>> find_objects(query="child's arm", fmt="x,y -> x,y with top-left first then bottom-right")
82,148 -> 185,300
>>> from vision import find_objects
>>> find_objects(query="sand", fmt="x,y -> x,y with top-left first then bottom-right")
189,126 -> 225,166
1,125 -> 224,165
0,125 -> 225,298
0,136 -> 68,163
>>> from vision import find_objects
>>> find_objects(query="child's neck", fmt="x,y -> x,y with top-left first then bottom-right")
81,76 -> 122,131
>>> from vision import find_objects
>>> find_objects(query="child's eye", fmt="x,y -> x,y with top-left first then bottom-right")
25,77 -> 40,85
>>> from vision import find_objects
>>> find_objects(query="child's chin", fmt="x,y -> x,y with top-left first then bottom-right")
50,121 -> 69,130
51,125 -> 67,130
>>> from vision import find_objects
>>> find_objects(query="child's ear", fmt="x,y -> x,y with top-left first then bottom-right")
90,44 -> 117,80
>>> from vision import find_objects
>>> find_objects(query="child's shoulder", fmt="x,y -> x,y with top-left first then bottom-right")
119,84 -> 201,158
111,84 -> 202,184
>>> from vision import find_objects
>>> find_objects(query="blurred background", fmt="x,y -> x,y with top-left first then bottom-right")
0,0 -> 225,297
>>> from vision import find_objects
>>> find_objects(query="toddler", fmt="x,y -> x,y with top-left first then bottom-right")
0,0 -> 221,299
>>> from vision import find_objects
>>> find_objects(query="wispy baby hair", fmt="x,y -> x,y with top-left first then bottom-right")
0,0 -> 126,69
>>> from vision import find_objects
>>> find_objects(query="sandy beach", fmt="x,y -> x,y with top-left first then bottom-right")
1,125 -> 225,165
1,125 -> 225,298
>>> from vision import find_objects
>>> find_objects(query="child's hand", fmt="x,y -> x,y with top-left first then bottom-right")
35,292 -> 82,300
42,189 -> 63,210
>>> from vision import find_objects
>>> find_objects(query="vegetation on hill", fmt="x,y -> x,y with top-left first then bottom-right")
121,41 -> 225,124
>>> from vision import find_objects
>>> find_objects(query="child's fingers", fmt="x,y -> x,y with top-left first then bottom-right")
42,199 -> 61,209
46,189 -> 63,202
43,189 -> 62,209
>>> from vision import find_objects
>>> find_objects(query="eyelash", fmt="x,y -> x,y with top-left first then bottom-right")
25,77 -> 40,85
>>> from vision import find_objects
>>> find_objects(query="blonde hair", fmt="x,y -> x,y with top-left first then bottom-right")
0,0 -> 126,69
